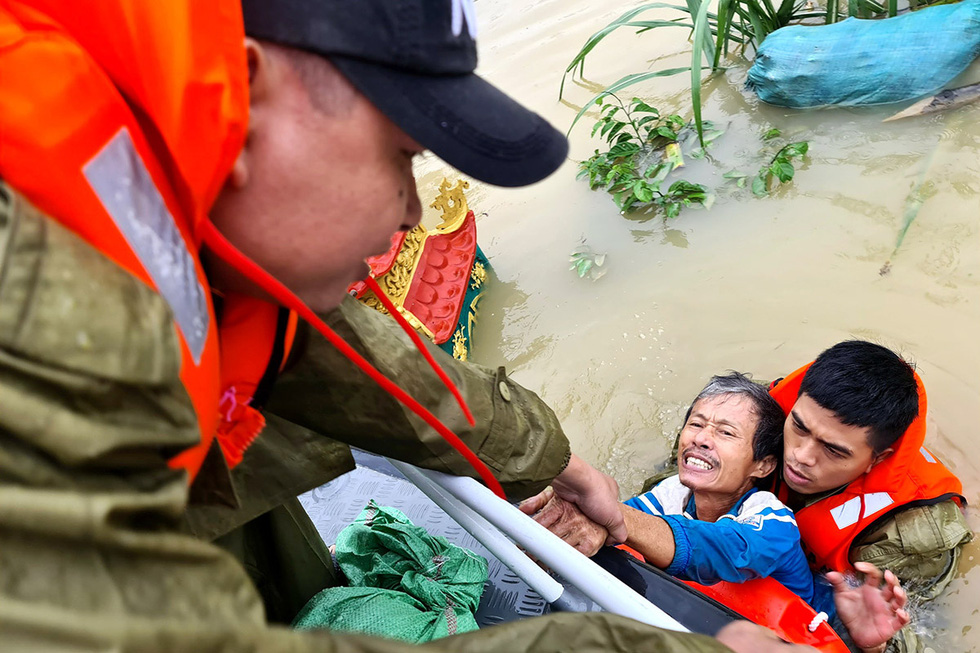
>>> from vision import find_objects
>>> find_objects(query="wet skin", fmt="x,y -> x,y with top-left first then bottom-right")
782,393 -> 889,496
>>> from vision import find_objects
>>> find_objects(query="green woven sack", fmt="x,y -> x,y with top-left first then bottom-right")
294,501 -> 488,643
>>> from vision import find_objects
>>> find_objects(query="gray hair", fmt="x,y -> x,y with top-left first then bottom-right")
684,372 -> 785,466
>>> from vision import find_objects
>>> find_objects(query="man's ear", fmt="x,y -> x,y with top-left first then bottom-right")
867,447 -> 894,473
750,455 -> 778,480
229,38 -> 275,190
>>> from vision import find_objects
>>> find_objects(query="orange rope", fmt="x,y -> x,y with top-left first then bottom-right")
363,276 -> 475,426
199,220 -> 505,499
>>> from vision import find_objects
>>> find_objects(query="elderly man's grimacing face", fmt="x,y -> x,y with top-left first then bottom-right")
782,393 -> 883,495
676,394 -> 775,500
207,40 -> 424,312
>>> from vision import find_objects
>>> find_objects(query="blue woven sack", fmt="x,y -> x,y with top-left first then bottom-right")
747,0 -> 980,108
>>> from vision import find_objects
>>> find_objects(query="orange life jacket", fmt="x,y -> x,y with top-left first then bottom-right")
0,0 -> 248,479
214,295 -> 298,469
616,545 -> 848,652
769,364 -> 965,572
0,1 -> 504,496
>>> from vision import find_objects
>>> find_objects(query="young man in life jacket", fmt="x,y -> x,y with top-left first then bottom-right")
767,340 -> 971,653
0,1 -> 812,652
524,373 -> 911,653
530,340 -> 970,652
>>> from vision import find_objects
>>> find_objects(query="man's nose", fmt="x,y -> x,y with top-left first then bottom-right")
402,176 -> 422,230
795,440 -> 817,467
692,427 -> 714,449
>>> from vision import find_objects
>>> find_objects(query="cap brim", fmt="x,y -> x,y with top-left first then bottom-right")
330,56 -> 569,188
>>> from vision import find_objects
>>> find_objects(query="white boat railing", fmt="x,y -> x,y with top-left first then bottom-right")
386,459 -> 688,633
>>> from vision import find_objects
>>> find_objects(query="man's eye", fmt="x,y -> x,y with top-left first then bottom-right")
689,422 -> 704,429
721,430 -> 734,437
825,446 -> 844,459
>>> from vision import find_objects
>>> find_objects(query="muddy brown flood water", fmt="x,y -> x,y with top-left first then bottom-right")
415,1 -> 980,649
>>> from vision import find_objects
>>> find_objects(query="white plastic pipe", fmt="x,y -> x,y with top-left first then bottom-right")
388,460 -> 687,632
390,459 -> 564,602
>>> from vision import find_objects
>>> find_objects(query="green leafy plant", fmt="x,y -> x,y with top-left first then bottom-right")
569,245 -> 608,280
577,95 -> 711,215
724,132 -> 809,196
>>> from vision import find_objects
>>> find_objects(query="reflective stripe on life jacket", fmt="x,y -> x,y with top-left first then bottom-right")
0,1 -> 248,480
769,364 -> 965,572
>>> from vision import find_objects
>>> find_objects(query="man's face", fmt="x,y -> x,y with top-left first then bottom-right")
676,394 -> 772,499
781,393 -> 877,495
208,45 -> 424,313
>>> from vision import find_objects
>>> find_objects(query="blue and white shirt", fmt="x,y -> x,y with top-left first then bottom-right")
624,475 -> 822,609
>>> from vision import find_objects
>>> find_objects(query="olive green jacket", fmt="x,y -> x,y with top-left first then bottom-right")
0,185 -> 732,652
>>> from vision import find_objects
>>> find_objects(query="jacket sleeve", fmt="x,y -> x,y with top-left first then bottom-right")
264,296 -> 571,500
851,500 -> 972,602
661,507 -> 803,587
0,186 -> 735,653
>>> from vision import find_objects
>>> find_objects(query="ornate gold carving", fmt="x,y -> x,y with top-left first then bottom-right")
396,305 -> 436,341
451,328 -> 468,361
377,224 -> 427,304
469,260 -> 487,290
430,178 -> 470,233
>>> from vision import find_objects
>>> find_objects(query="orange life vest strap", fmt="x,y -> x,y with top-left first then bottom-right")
211,294 -> 298,469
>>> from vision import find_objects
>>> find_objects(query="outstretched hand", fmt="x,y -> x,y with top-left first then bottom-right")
550,453 -> 627,543
519,486 -> 610,556
829,561 -> 910,652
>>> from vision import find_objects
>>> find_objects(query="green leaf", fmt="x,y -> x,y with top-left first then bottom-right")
771,160 -> 795,183
634,182 -> 655,203
752,173 -> 768,197
632,99 -> 661,116
722,169 -> 746,179
568,68 -> 700,136
606,121 -> 627,143
779,141 -> 809,159
762,127 -> 781,140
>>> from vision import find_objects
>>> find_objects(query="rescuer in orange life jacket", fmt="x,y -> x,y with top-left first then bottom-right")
525,340 -> 971,653
0,1 -> 828,651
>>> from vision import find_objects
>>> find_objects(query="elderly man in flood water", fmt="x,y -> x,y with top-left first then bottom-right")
523,372 -> 910,652
528,373 -> 819,603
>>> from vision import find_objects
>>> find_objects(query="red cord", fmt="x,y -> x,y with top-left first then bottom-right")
363,276 -> 475,427
199,220 -> 505,499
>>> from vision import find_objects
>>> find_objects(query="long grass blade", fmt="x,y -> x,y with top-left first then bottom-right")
826,0 -> 839,22
690,0 -> 713,146
568,68 -> 699,135
685,0 -> 716,63
713,0 -> 734,66
560,3 -> 694,99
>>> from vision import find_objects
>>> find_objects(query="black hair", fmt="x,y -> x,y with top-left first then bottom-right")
683,372 -> 785,486
798,340 -> 918,454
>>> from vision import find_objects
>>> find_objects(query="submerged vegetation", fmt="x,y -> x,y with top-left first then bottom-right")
578,95 -> 808,215
722,128 -> 809,197
569,244 -> 609,281
578,96 -> 711,215
562,0 -> 952,143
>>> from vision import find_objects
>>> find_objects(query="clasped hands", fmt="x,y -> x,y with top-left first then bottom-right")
519,476 -> 910,653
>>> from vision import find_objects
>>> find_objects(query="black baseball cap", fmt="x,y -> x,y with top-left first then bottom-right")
240,0 -> 569,187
